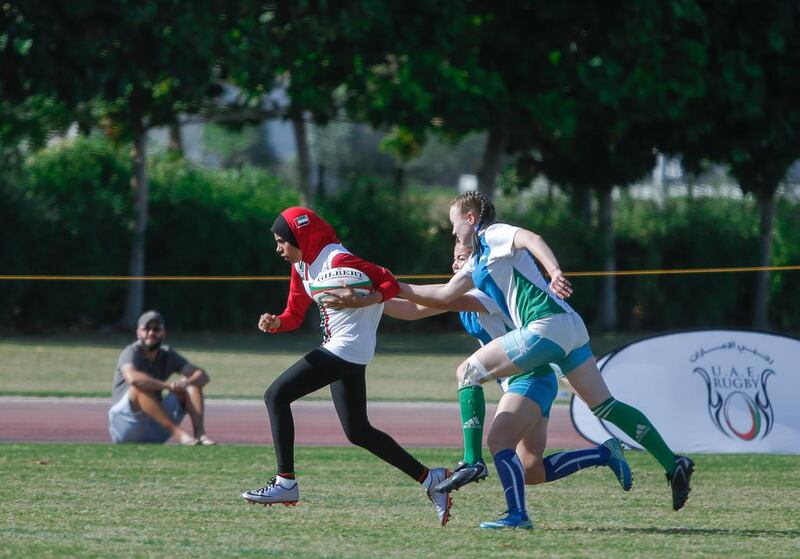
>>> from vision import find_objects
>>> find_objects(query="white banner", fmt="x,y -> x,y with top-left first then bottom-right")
570,330 -> 800,454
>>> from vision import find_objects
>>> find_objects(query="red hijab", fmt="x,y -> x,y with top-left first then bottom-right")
278,207 -> 340,264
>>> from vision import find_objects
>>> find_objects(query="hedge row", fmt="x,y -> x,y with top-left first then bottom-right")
1,136 -> 798,332
1,137 -> 299,330
501,193 -> 800,331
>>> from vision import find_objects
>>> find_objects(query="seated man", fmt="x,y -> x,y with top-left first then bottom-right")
108,310 -> 215,445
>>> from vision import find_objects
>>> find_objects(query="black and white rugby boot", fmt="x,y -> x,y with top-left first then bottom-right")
433,459 -> 489,493
242,475 -> 299,506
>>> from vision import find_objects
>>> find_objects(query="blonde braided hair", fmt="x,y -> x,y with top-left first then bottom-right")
451,192 -> 496,254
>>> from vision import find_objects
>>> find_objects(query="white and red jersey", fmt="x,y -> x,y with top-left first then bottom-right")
273,243 -> 399,364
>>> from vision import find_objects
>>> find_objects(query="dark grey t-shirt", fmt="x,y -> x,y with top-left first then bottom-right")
111,341 -> 189,405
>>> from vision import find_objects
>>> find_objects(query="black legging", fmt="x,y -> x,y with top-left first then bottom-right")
264,348 -> 427,481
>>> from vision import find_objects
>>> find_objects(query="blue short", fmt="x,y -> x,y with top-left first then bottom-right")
504,372 -> 558,417
501,315 -> 593,376
108,392 -> 185,443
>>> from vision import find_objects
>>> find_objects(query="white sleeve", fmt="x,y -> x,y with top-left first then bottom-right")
468,288 -> 515,333
462,224 -> 519,272
488,224 -> 519,259
467,289 -> 501,315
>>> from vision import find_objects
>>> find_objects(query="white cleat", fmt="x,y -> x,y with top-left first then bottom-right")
425,467 -> 453,526
198,434 -> 217,446
242,476 -> 299,506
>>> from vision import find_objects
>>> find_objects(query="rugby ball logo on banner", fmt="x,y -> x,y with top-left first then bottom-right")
570,330 -> 800,454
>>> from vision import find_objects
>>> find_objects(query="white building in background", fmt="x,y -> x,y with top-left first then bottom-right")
652,153 -> 683,186
634,153 -> 800,202
458,174 -> 478,193
148,82 -> 297,171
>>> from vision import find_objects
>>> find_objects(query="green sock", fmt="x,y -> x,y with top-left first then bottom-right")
458,385 -> 485,464
592,397 -> 676,474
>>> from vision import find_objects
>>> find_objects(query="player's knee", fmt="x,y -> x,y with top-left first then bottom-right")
487,427 -> 519,455
342,423 -> 372,448
458,356 -> 491,389
486,430 -> 506,455
264,383 -> 281,409
456,361 -> 471,387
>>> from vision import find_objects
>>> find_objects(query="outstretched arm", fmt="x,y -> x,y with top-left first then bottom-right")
384,293 -> 487,320
323,286 -> 385,310
321,253 -> 400,311
332,253 -> 400,302
513,229 -> 573,299
398,271 -> 474,306
383,299 -> 447,321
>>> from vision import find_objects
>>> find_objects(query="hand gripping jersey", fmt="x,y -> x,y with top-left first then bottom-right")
461,223 -> 575,329
269,207 -> 399,365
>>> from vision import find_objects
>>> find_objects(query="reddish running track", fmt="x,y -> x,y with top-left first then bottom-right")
0,397 -> 591,448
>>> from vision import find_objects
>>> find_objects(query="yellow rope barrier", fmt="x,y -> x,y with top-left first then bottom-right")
565,264 -> 800,278
0,265 -> 797,282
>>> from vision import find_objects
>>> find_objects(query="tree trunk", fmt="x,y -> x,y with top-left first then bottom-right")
316,163 -> 326,200
476,126 -> 508,200
595,187 -> 617,331
121,118 -> 149,328
291,112 -> 313,206
76,117 -> 93,136
168,121 -> 183,155
394,166 -> 405,194
575,187 -> 593,227
753,191 -> 777,330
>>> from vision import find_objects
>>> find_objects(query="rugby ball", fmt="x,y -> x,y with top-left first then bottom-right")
309,267 -> 372,304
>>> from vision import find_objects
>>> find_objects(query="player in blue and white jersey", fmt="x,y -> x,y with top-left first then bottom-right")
400,192 -> 694,529
383,244 -> 632,517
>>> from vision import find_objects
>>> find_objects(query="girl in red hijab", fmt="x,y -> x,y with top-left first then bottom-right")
241,207 -> 453,526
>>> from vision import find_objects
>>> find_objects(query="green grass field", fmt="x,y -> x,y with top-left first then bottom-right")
0,331 -> 641,401
5,331 -> 798,556
2,443 -> 799,558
